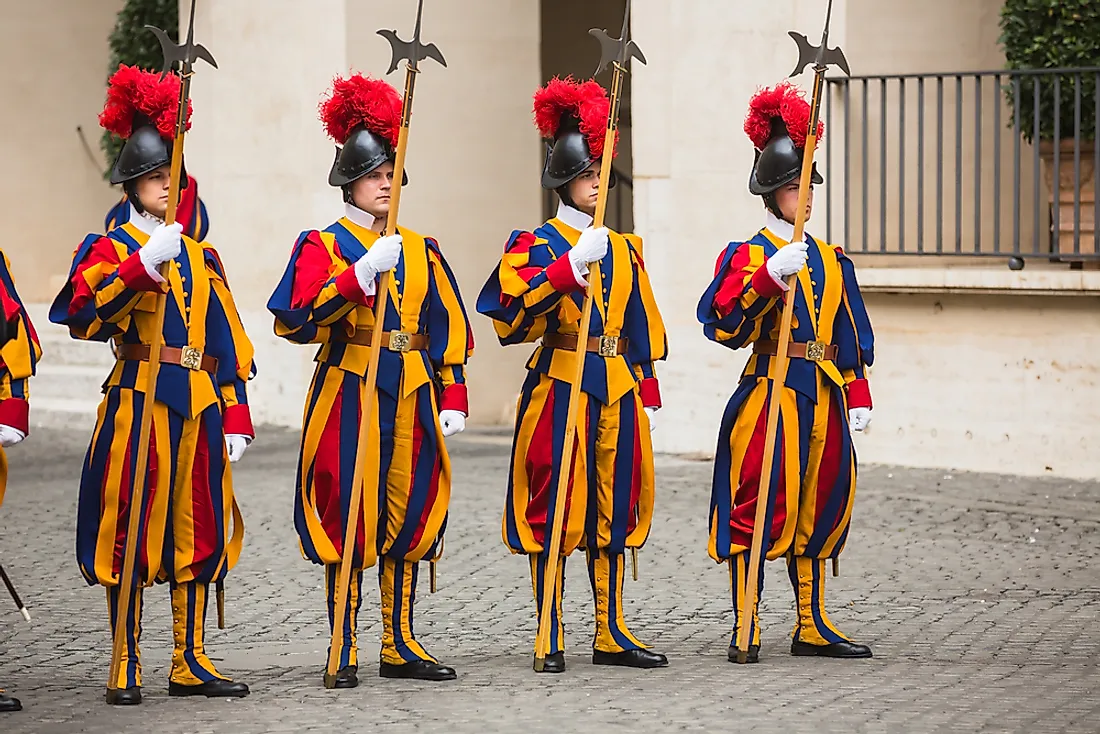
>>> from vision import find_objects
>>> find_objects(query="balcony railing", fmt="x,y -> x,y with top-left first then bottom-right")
824,68 -> 1100,264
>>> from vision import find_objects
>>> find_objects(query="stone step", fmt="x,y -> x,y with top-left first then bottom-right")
33,363 -> 107,402
29,397 -> 100,430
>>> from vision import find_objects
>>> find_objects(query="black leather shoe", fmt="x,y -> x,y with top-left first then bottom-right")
791,639 -> 872,658
592,649 -> 669,669
330,665 -> 359,689
379,660 -> 457,681
538,652 -> 565,673
168,679 -> 250,698
728,645 -> 760,664
0,692 -> 22,712
105,687 -> 141,706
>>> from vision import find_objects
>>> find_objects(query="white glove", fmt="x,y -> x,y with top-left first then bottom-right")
354,234 -> 403,294
439,410 -> 466,438
226,434 -> 251,463
568,226 -> 609,275
849,408 -> 872,433
0,425 -> 25,448
765,241 -> 809,285
644,406 -> 658,433
139,222 -> 184,274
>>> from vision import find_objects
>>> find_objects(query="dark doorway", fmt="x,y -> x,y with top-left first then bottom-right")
539,0 -> 634,234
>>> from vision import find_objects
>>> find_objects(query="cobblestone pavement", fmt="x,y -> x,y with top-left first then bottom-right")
0,426 -> 1098,733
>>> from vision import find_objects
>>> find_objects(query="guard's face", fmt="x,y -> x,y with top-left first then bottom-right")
775,181 -> 813,224
567,160 -> 601,215
135,165 -> 172,220
351,161 -> 395,219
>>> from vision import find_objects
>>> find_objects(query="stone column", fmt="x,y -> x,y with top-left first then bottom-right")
185,0 -> 349,426
632,0 -> 844,454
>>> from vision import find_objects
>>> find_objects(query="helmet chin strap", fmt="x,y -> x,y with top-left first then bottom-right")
556,186 -> 578,211
762,192 -> 785,220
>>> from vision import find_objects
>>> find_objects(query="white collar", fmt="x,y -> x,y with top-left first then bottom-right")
128,203 -> 164,237
344,202 -> 377,231
555,202 -> 594,232
764,210 -> 798,244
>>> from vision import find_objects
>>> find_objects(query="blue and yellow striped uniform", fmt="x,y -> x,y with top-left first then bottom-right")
477,213 -> 668,655
268,215 -> 472,668
0,251 -> 41,510
697,224 -> 874,648
49,220 -> 255,689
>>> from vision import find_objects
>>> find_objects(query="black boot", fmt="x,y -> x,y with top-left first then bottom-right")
168,680 -> 250,698
791,639 -> 872,658
537,652 -> 565,674
327,665 -> 359,689
728,645 -> 760,664
592,649 -> 669,669
105,687 -> 141,706
379,660 -> 457,681
0,691 -> 22,712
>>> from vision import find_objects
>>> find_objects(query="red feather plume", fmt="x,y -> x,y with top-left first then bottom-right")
319,73 -> 402,146
99,64 -> 189,141
533,76 -> 616,159
743,82 -> 824,150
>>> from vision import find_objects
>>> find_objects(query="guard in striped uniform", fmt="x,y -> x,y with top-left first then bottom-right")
49,65 -> 254,705
106,174 -> 211,242
268,74 -> 472,687
477,78 -> 668,673
697,84 -> 875,663
0,254 -> 41,714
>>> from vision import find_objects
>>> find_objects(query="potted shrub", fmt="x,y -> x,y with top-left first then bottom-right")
1000,0 -> 1100,259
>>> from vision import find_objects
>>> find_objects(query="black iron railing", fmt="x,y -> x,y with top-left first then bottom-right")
824,68 -> 1100,263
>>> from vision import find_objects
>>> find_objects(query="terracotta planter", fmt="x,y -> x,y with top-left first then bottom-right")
1039,139 -> 1097,259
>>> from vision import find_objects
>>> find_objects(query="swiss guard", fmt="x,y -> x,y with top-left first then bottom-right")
267,73 -> 473,687
49,65 -> 255,704
106,173 -> 210,242
0,256 -> 41,714
477,78 -> 669,674
697,83 -> 875,663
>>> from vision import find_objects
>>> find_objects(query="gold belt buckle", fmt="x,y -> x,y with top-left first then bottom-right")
598,335 -> 620,357
387,331 -> 412,353
180,346 -> 203,370
805,340 -> 827,362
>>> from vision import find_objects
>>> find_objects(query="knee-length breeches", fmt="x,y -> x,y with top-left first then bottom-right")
708,374 -> 856,563
294,363 -> 450,569
504,371 -> 654,556
76,387 -> 243,587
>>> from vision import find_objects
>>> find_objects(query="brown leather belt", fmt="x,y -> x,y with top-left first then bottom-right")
336,328 -> 429,352
117,344 -> 218,373
754,339 -> 838,362
542,333 -> 630,357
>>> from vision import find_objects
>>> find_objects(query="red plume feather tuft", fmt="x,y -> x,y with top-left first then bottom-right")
533,76 -> 616,159
99,64 -> 190,140
743,82 -> 824,150
319,73 -> 402,146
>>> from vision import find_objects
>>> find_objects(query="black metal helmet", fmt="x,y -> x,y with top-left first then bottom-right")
748,131 -> 823,195
328,125 -> 407,187
109,119 -> 178,185
541,117 -> 617,192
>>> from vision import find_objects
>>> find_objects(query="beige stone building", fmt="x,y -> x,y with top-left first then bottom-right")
5,0 -> 1097,479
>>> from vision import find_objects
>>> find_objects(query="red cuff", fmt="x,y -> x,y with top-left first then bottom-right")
846,378 -> 873,410
638,377 -> 662,409
439,383 -> 469,415
335,267 -> 371,306
750,264 -> 786,299
546,256 -> 587,293
118,252 -> 168,292
223,404 -> 255,439
0,398 -> 29,435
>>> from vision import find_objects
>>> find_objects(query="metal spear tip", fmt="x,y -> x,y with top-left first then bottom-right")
145,24 -> 218,78
377,0 -> 446,75
788,31 -> 850,78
